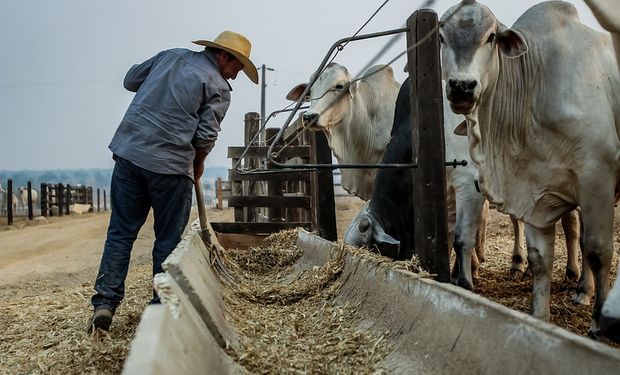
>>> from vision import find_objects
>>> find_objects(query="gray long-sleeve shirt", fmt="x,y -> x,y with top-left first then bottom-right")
109,48 -> 231,179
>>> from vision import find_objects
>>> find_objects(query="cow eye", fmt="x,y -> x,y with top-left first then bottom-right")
335,84 -> 344,90
487,33 -> 496,44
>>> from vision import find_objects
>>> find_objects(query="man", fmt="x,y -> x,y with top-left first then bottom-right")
87,31 -> 258,333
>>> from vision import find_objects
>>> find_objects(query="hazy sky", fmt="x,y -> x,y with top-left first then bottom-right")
0,0 -> 601,171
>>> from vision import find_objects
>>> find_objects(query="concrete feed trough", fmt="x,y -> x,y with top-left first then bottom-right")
123,221 -> 620,374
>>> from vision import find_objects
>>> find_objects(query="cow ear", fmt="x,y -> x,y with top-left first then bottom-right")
497,25 -> 527,58
372,224 -> 400,246
348,81 -> 359,97
286,84 -> 309,101
453,120 -> 468,136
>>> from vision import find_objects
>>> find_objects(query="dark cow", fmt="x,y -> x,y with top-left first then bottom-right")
345,77 -> 417,260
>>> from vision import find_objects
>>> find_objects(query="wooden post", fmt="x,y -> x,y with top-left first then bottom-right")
407,10 -> 450,282
40,183 -> 48,217
103,189 -> 107,211
266,128 -> 284,222
27,181 -> 33,220
58,184 -> 64,217
66,184 -> 72,215
310,131 -> 337,241
7,179 -> 13,225
244,112 -> 260,222
87,187 -> 93,212
97,188 -> 101,212
216,177 -> 223,210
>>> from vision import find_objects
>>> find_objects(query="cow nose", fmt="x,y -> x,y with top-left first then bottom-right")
449,79 -> 477,93
358,217 -> 371,233
303,112 -> 319,126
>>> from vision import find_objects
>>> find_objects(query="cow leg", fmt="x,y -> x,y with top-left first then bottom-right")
600,258 -> 620,343
474,199 -> 489,264
573,211 -> 594,306
525,223 -> 556,321
471,200 -> 488,280
578,195 -> 614,336
561,210 -> 580,282
452,196 -> 485,291
510,215 -> 528,276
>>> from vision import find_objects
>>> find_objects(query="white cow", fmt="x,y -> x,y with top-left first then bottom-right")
0,183 -> 18,214
440,0 -> 620,335
286,63 -> 400,201
17,187 -> 38,212
585,0 -> 620,343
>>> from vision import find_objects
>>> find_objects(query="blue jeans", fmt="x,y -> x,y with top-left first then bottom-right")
91,156 -> 193,311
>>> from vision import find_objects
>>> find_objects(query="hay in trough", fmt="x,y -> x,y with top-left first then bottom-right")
219,230 -> 395,374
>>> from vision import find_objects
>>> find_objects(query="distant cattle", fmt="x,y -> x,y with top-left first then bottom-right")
585,0 -> 620,343
440,0 -> 620,335
0,183 -> 18,214
17,187 -> 38,212
287,63 -> 400,201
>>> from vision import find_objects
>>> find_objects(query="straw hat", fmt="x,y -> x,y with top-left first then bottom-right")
193,31 -> 258,84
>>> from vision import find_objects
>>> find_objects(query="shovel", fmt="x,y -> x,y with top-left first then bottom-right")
194,178 -> 212,244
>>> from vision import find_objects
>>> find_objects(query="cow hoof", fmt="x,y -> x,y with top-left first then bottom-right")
509,269 -> 525,280
599,316 -> 620,344
571,293 -> 592,306
457,278 -> 474,291
564,269 -> 579,282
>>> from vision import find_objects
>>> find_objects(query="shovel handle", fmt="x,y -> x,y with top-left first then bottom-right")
194,179 -> 211,243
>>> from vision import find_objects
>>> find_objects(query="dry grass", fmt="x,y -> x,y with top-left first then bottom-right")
0,264 -> 152,374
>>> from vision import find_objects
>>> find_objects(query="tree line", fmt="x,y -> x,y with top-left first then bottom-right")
0,167 -> 228,192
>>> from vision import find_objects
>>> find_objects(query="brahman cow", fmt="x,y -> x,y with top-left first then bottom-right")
440,0 -> 620,334
286,63 -> 400,200
17,187 -> 38,212
585,0 -> 620,343
0,183 -> 18,214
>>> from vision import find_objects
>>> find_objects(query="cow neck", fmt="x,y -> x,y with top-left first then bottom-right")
472,29 -> 545,216
477,36 -> 539,167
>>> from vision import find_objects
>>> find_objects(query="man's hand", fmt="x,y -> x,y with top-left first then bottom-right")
193,149 -> 209,180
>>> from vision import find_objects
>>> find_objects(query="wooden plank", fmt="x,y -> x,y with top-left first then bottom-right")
228,170 -> 312,182
407,10 -> 450,282
211,221 -> 312,235
228,195 -> 311,209
227,145 -> 311,159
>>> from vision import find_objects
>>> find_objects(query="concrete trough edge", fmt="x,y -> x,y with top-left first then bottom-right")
295,230 -> 620,375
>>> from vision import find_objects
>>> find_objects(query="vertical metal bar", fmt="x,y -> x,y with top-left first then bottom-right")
97,188 -> 101,212
66,184 -> 71,215
407,10 -> 450,282
104,189 -> 108,211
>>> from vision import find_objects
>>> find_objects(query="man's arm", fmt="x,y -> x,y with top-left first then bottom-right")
192,86 -> 231,180
193,149 -> 209,180
123,51 -> 166,92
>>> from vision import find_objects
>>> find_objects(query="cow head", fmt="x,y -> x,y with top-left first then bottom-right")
440,0 -> 527,115
344,202 -> 400,257
286,63 -> 358,132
